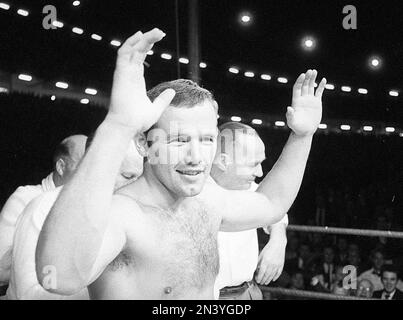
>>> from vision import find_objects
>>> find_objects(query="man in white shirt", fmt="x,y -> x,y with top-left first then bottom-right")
6,136 -> 144,299
211,122 -> 288,300
0,134 -> 87,287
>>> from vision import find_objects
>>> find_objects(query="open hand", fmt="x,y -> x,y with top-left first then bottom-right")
255,241 -> 286,285
286,69 -> 326,136
107,28 -> 176,133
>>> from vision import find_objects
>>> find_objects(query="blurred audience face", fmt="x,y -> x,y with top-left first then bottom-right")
382,271 -> 398,294
299,244 -> 311,260
337,238 -> 348,252
290,272 -> 305,290
356,279 -> 374,298
348,250 -> 361,267
372,251 -> 384,271
323,247 -> 335,264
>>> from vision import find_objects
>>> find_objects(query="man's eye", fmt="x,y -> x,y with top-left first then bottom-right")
170,136 -> 189,143
201,136 -> 214,143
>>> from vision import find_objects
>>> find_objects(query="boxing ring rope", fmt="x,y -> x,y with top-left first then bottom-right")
259,286 -> 378,300
287,224 -> 403,239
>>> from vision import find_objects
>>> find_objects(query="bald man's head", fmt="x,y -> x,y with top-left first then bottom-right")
211,122 -> 266,190
53,134 -> 87,186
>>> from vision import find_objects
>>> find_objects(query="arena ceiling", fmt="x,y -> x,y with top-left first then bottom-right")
0,0 -> 402,124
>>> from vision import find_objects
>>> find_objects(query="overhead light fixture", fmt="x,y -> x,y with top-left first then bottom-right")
244,71 -> 255,78
161,53 -> 172,60
358,88 -> 368,94
199,62 -> 207,68
80,98 -> 89,104
0,3 -> 10,10
52,20 -> 64,28
72,1 -> 80,6
389,90 -> 399,97
179,57 -> 189,64
252,119 -> 262,125
17,9 -> 28,16
318,124 -> 327,129
261,74 -> 271,81
18,74 -> 32,81
385,127 -> 395,133
55,82 -> 68,89
341,86 -> 351,92
277,77 -> 288,84
325,84 -> 335,90
85,88 -> 97,95
231,116 -> 242,122
72,27 -> 84,35
229,67 -> 239,74
91,34 -> 102,41
363,126 -> 373,132
275,121 -> 286,127
110,40 -> 121,47
340,125 -> 351,131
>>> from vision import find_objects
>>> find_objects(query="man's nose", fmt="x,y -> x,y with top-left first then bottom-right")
185,140 -> 202,164
254,164 -> 263,178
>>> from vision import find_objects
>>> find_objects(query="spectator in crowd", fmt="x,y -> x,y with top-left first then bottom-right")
373,265 -> 403,300
310,246 -> 336,292
356,279 -> 374,298
347,243 -> 364,275
335,237 -> 349,265
358,249 -> 385,291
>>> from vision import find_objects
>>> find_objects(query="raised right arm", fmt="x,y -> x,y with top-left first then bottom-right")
35,28 -> 175,295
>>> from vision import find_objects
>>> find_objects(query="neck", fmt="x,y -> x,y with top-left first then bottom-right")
210,167 -> 242,190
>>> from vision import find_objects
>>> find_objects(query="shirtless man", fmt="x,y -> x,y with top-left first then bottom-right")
36,28 -> 326,299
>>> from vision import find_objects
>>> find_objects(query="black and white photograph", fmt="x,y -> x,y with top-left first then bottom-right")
0,0 -> 402,310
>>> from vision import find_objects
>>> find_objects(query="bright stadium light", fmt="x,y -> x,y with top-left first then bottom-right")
55,82 -> 68,89
72,1 -> 80,6
239,12 -> 252,25
341,86 -> 351,92
18,74 -> 32,81
275,121 -> 286,127
85,88 -> 97,95
244,71 -> 255,78
179,57 -> 189,64
277,77 -> 288,84
0,3 -> 10,10
91,34 -> 102,41
110,40 -> 121,47
252,119 -> 262,125
199,62 -> 207,68
161,53 -> 172,60
52,20 -> 64,28
72,27 -> 84,35
325,84 -> 335,90
301,36 -> 316,51
51,95 -> 56,101
80,98 -> 89,104
318,124 -> 327,129
229,67 -> 239,74
261,74 -> 271,81
231,116 -> 242,122
389,90 -> 399,97
385,127 -> 395,133
358,88 -> 368,94
17,9 -> 28,16
340,125 -> 351,131
147,50 -> 154,55
363,126 -> 373,132
369,56 -> 382,70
